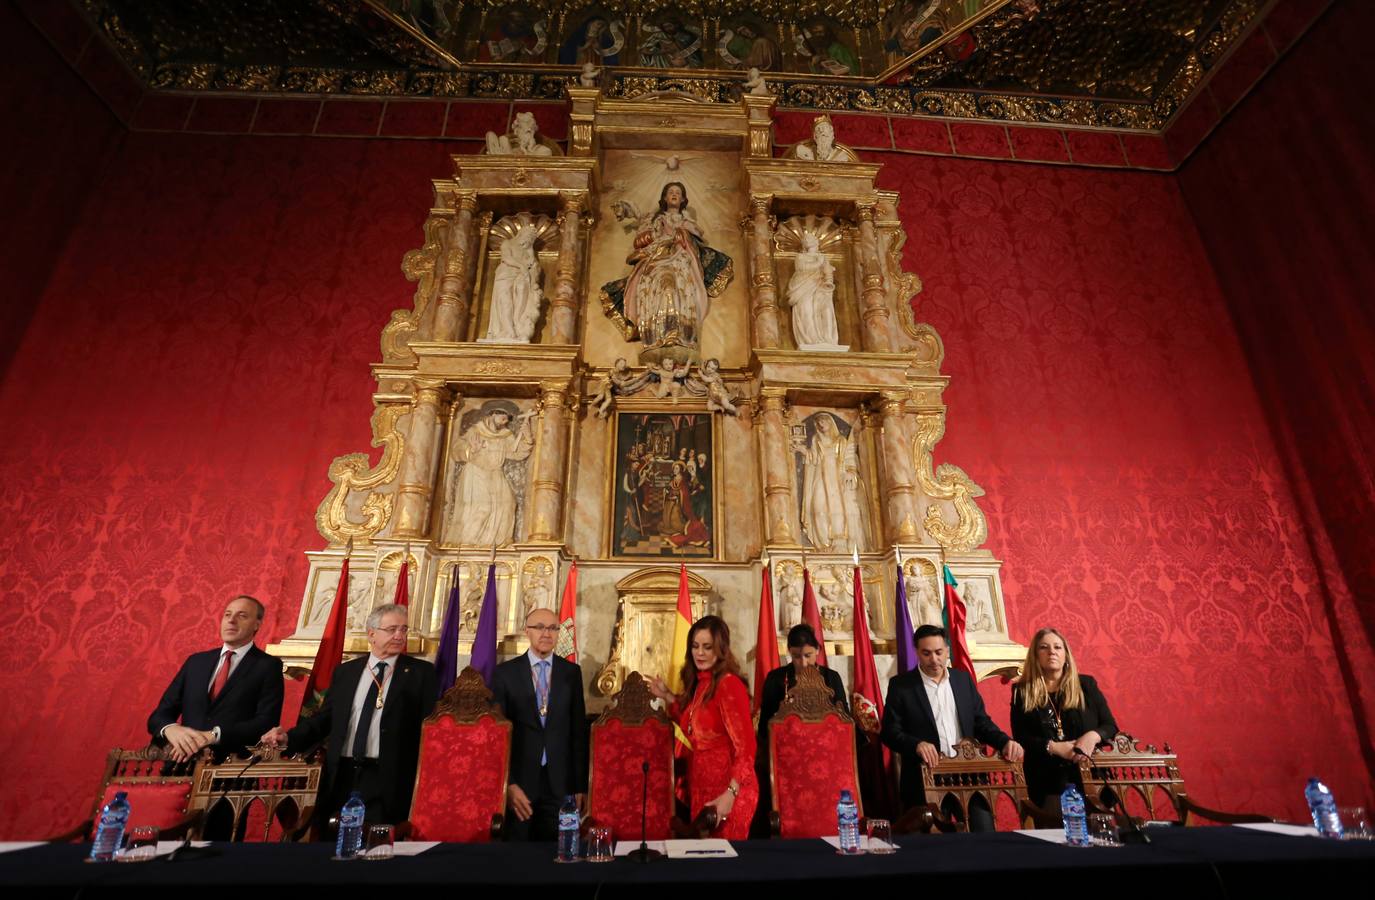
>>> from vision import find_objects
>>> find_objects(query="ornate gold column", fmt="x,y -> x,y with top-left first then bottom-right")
748,194 -> 781,349
549,192 -> 586,345
527,379 -> 572,542
758,387 -> 797,545
392,379 -> 452,539
877,390 -> 921,544
432,193 -> 479,343
856,200 -> 894,353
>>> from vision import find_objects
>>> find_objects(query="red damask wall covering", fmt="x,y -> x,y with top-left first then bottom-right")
1,4 -> 1371,837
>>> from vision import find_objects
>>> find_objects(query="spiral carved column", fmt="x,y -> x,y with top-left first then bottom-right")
877,390 -> 921,544
432,193 -> 479,342
392,379 -> 452,539
856,200 -> 893,353
549,192 -> 586,344
528,380 -> 571,542
758,387 -> 797,545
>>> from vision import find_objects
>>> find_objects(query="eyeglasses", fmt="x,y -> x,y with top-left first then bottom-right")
526,624 -> 559,634
374,625 -> 409,636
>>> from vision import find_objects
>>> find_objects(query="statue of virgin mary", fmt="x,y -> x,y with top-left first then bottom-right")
599,182 -> 733,364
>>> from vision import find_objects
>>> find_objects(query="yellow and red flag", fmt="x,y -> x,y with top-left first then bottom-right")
666,563 -> 693,696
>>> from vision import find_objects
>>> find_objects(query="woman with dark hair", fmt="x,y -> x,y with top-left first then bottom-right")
1010,627 -> 1118,807
649,615 -> 757,839
749,623 -> 849,836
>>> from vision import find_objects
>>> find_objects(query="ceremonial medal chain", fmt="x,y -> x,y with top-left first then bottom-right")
369,665 -> 388,710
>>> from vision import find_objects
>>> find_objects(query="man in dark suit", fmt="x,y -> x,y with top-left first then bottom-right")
263,603 -> 436,827
751,623 -> 850,837
148,594 -> 284,763
881,624 -> 1024,832
491,607 -> 588,841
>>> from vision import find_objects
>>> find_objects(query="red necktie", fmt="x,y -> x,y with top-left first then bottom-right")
208,650 -> 232,702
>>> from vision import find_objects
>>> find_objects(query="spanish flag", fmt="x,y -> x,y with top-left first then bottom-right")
666,563 -> 693,695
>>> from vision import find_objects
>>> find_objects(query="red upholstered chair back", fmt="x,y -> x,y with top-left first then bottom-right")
86,747 -> 197,838
768,666 -> 861,838
588,672 -> 675,842
407,668 -> 511,843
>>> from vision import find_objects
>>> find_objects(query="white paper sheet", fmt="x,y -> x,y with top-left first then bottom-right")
0,843 -> 44,855
665,839 -> 737,859
153,840 -> 212,855
392,841 -> 440,856
1015,828 -> 1069,844
819,835 -> 898,852
1235,822 -> 1321,838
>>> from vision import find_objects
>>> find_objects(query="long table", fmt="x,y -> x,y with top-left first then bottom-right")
4,827 -> 1373,897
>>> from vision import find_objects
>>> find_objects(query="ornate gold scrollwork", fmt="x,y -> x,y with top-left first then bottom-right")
912,412 -> 988,552
384,213 -> 450,363
315,404 -> 407,545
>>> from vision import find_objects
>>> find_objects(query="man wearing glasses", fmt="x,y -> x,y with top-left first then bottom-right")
492,607 -> 589,840
263,603 -> 436,828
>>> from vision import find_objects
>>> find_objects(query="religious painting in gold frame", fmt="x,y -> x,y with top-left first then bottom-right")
607,409 -> 718,559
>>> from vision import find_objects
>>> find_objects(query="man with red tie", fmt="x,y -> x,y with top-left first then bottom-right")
147,594 -> 285,763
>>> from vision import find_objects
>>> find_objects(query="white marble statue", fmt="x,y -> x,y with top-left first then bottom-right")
579,62 -> 601,87
483,224 -> 543,342
652,358 -> 690,398
592,357 -> 652,417
778,571 -> 803,630
453,407 -> 535,546
522,572 -> 551,616
819,564 -> 853,631
793,413 -> 868,552
743,66 -> 770,96
485,111 -> 553,157
906,567 -> 943,627
794,115 -> 854,162
786,232 -> 845,351
963,581 -> 996,632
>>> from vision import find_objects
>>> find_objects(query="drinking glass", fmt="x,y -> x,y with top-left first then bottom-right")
1088,813 -> 1121,847
865,818 -> 894,854
587,826 -> 614,862
117,826 -> 159,863
1340,806 -> 1372,840
364,824 -> 395,860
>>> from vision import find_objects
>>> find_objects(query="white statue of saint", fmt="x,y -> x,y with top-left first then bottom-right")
793,413 -> 868,552
777,571 -> 802,631
483,224 -> 543,342
578,62 -> 600,87
906,568 -> 943,627
453,407 -> 535,546
963,582 -> 996,632
786,232 -> 845,351
794,115 -> 856,162
485,111 -> 554,157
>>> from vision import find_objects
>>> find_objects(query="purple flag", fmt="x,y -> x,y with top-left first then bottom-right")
470,562 -> 499,685
433,582 -> 463,699
894,561 -> 917,675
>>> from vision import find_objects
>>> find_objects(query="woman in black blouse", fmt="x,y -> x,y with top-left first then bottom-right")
1011,627 -> 1118,807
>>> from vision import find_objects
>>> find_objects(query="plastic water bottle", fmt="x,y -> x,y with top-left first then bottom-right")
335,791 -> 366,859
556,795 -> 580,862
1061,784 -> 1090,847
1305,777 -> 1343,838
88,791 -> 131,862
837,789 -> 861,854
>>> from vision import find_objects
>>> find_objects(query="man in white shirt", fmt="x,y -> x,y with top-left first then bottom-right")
491,607 -> 588,840
147,595 -> 284,762
264,603 -> 436,828
881,624 -> 1024,831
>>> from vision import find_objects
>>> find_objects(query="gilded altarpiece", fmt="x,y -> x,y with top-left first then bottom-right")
272,86 -> 1025,694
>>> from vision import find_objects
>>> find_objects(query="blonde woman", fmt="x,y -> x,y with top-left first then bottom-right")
1011,628 -> 1118,807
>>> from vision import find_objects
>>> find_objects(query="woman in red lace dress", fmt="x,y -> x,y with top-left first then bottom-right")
650,615 -> 758,839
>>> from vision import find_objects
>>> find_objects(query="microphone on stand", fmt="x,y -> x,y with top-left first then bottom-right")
627,760 -> 663,862
168,753 -> 262,861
